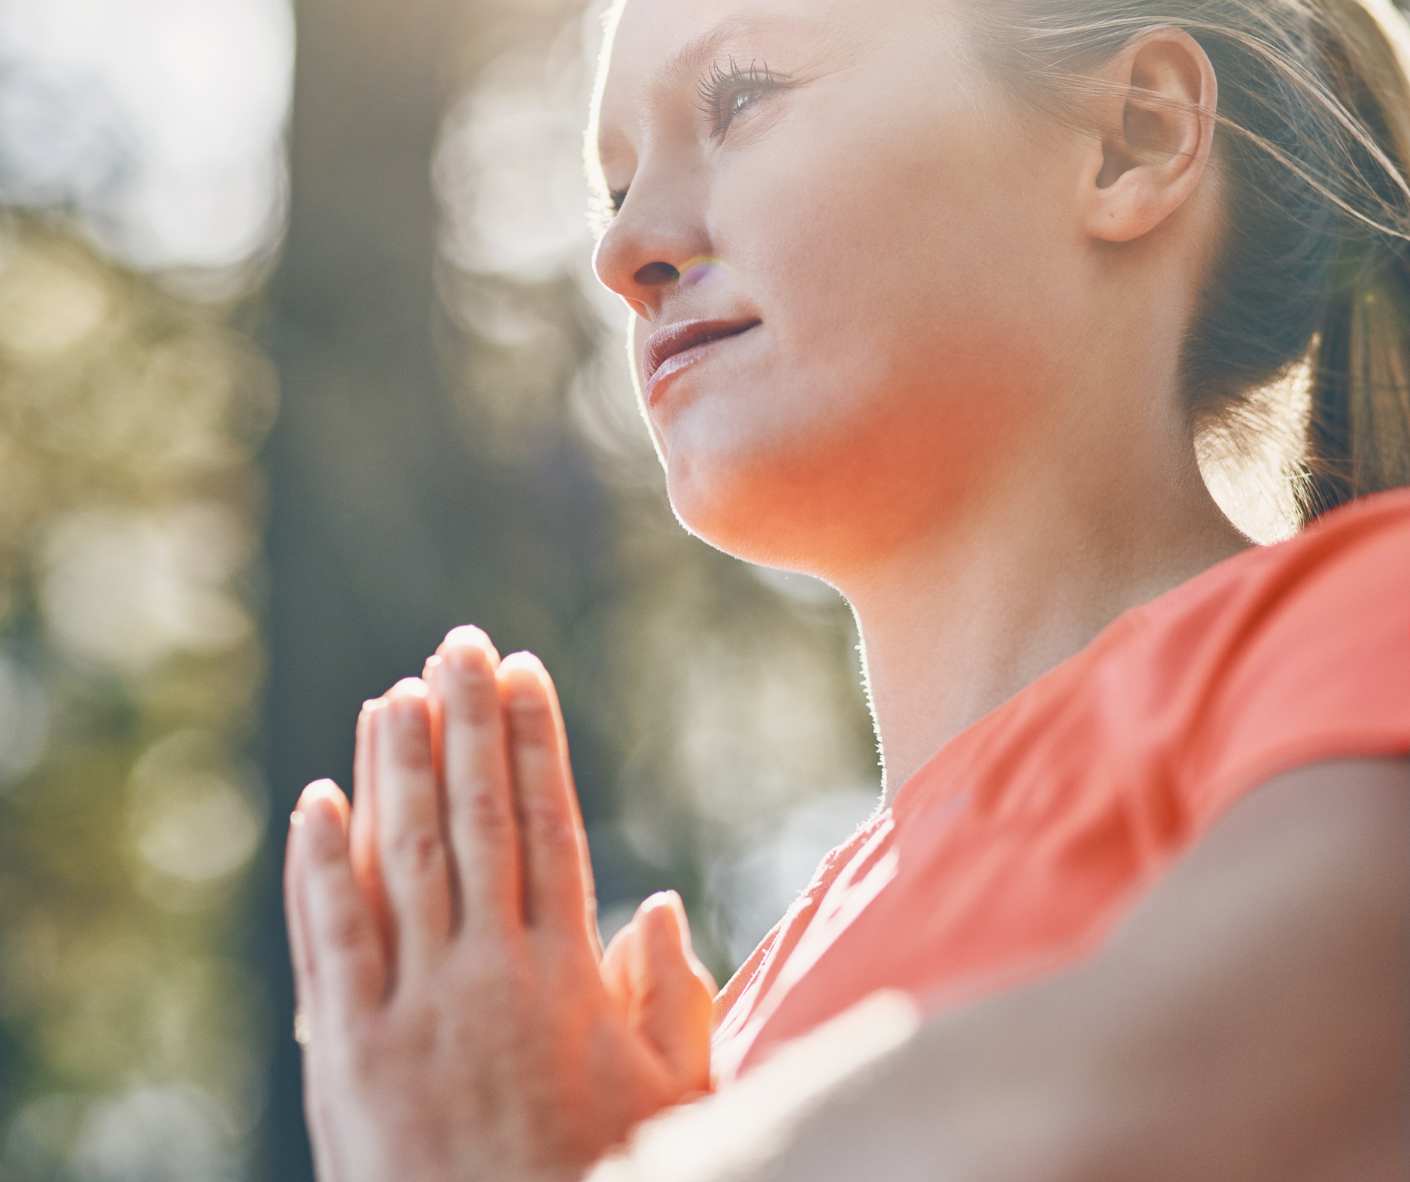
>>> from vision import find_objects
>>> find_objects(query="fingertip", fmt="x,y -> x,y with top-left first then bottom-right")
636,890 -> 668,921
441,624 -> 502,668
640,891 -> 683,951
496,650 -> 546,694
388,676 -> 430,700
665,889 -> 690,939
645,891 -> 716,995
299,780 -> 349,855
301,776 -> 345,810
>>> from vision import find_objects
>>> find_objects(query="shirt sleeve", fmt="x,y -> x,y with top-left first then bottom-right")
1175,487 -> 1410,835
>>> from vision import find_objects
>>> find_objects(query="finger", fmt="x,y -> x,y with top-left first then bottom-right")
285,809 -> 317,1015
433,626 -> 523,938
349,699 -> 394,956
285,816 -> 342,1180
301,1061 -> 342,1182
601,917 -> 641,1011
497,651 -> 598,949
665,889 -> 719,998
376,679 -> 455,978
420,657 -> 452,917
297,779 -> 387,1025
633,892 -> 715,1093
421,654 -> 447,783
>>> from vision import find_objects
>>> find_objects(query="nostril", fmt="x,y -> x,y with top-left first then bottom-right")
635,261 -> 680,286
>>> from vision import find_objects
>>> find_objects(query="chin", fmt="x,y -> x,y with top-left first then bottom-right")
661,434 -> 863,577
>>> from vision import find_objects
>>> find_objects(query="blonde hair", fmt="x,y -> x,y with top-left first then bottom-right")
965,0 -> 1410,526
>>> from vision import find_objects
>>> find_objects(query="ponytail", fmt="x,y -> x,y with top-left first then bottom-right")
966,0 -> 1410,529
1300,0 -> 1410,522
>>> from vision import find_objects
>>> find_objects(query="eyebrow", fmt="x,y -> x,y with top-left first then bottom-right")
659,15 -> 779,96
590,13 -> 838,175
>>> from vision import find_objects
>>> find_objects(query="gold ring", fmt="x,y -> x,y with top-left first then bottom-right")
293,1009 -> 312,1047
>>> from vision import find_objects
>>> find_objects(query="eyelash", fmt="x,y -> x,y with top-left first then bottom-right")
594,55 -> 790,229
695,55 -> 788,140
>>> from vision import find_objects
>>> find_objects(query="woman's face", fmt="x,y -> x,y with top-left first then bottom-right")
590,0 -> 1089,580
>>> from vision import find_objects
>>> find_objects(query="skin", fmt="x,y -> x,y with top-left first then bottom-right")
286,628 -> 718,1182
586,756 -> 1410,1182
589,0 -> 1255,797
284,0 -> 1408,1178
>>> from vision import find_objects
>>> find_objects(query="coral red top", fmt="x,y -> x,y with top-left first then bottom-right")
710,485 -> 1410,1087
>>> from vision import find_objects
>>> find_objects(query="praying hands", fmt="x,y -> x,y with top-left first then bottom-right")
283,625 -> 718,1182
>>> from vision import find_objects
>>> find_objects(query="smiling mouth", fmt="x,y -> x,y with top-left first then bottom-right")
644,321 -> 761,403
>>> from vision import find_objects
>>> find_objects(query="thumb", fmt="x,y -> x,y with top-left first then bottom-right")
632,891 -> 717,1094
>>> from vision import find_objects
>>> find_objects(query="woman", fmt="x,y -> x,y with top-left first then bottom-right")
283,0 -> 1410,1178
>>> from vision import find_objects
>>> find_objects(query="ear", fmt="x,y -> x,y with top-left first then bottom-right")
1078,27 -> 1219,244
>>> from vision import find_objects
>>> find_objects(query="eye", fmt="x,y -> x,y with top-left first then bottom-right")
587,55 -> 793,234
587,185 -> 631,237
695,55 -> 792,140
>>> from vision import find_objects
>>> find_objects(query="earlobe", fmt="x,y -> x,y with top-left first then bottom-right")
1080,27 -> 1219,244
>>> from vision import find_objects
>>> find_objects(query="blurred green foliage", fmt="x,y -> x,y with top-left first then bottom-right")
1,2 -> 880,1178
0,211 -> 277,1178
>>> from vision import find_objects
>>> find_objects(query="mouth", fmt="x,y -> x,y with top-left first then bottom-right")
643,317 -> 762,401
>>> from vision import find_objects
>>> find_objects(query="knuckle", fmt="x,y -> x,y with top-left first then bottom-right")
532,931 -> 596,982
504,698 -> 554,748
387,826 -> 446,879
453,673 -> 501,725
444,648 -> 498,706
338,1015 -> 390,1079
520,799 -> 577,848
395,1005 -> 441,1061
392,724 -> 432,770
453,934 -> 525,986
462,787 -> 515,834
382,696 -> 431,764
325,903 -> 375,955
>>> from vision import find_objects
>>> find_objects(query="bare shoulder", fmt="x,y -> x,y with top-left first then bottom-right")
1084,754 -> 1410,1182
1169,754 -> 1408,897
1211,753 -> 1410,832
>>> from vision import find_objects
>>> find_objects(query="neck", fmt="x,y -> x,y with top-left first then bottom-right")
834,419 -> 1257,807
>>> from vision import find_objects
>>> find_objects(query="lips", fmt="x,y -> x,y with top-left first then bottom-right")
643,318 -> 762,389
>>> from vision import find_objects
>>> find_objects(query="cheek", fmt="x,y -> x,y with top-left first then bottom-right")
724,107 -> 1043,418
667,85 -> 1072,547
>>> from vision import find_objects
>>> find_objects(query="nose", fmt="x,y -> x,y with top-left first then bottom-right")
591,171 -> 709,322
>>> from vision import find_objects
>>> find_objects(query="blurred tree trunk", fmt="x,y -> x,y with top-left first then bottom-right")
252,0 -> 471,1173
250,0 -> 621,1170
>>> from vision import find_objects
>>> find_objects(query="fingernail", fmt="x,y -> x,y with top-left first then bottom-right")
443,624 -> 498,660
299,781 -> 343,854
501,649 -> 546,684
666,890 -> 690,934
497,660 -> 545,711
641,890 -> 675,923
640,893 -> 682,948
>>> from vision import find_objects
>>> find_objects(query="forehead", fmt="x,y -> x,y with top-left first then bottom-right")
591,0 -> 856,156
